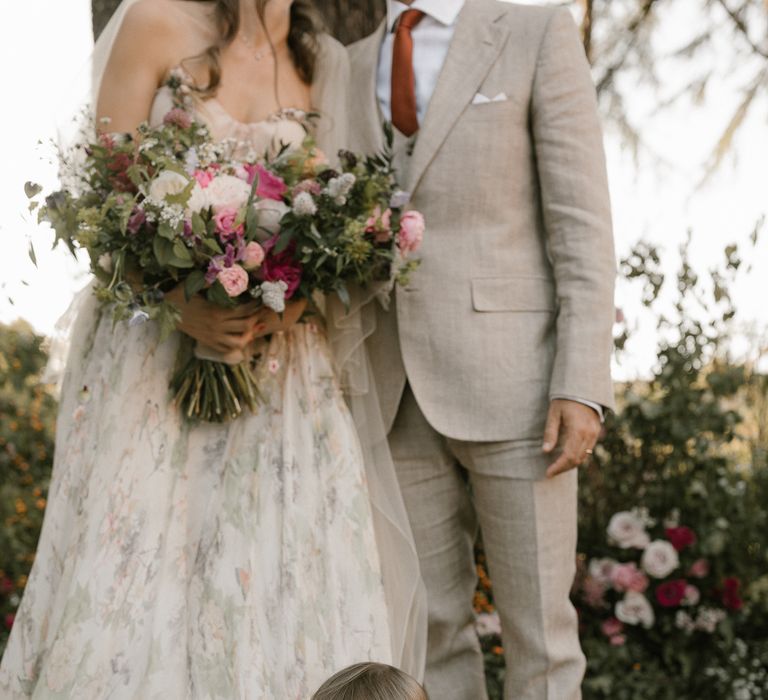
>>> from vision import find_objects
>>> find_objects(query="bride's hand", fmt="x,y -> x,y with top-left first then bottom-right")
251,298 -> 308,339
165,286 -> 261,354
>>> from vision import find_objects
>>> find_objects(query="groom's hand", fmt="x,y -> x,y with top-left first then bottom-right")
542,399 -> 601,478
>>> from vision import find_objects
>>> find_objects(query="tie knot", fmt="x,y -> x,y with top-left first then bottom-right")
397,9 -> 425,33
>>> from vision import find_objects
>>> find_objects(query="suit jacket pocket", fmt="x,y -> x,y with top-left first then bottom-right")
471,276 -> 556,312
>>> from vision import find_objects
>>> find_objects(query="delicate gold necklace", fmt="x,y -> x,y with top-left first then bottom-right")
238,33 -> 273,63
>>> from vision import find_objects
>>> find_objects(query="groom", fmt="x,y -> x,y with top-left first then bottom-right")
348,0 -> 615,698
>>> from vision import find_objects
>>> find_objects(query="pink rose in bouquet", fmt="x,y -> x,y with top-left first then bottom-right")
194,169 -> 215,188
217,266 -> 249,298
242,242 -> 265,270
398,210 -> 425,254
163,108 -> 193,129
214,208 -> 244,242
246,163 -> 287,201
366,205 -> 393,244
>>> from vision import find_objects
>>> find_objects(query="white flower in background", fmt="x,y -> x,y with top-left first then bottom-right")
588,558 -> 618,586
261,280 -> 289,313
293,191 -> 318,217
615,591 -> 655,628
633,506 -> 656,528
641,540 -> 680,578
675,610 -> 696,633
253,199 -> 291,236
206,174 -> 252,213
97,253 -> 113,273
695,607 -> 726,633
186,183 -> 209,215
148,170 -> 189,203
607,511 -> 651,549
475,611 -> 502,637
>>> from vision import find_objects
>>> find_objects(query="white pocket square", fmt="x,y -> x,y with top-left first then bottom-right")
472,92 -> 508,105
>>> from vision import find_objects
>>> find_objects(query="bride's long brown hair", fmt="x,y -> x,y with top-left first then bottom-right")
186,0 -> 323,96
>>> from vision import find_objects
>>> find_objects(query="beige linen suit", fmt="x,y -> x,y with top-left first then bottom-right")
348,1 -> 615,698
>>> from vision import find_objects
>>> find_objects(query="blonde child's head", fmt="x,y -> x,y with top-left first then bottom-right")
312,662 -> 428,700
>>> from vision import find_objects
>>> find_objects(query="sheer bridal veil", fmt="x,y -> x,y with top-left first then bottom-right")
49,0 -> 427,680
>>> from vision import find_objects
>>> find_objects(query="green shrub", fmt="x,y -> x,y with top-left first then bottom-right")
0,322 -> 56,648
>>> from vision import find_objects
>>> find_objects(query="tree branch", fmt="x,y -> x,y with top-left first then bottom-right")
714,0 -> 768,59
595,0 -> 662,95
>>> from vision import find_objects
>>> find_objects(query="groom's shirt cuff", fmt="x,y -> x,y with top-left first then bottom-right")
551,395 -> 605,423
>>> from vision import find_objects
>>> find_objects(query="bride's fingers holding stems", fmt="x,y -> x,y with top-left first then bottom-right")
251,298 -> 308,339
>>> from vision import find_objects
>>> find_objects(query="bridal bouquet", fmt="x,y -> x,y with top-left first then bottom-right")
28,111 -> 423,422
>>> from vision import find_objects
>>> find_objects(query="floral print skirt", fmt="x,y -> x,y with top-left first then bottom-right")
0,313 -> 391,699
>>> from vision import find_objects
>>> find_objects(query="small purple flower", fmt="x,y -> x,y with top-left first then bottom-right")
390,190 -> 411,209
205,258 -> 223,285
127,207 -> 146,235
182,220 -> 201,246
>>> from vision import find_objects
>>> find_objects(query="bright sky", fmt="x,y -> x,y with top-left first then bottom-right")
0,0 -> 765,379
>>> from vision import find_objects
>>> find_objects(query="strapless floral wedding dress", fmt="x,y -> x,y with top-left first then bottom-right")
0,78 -> 393,700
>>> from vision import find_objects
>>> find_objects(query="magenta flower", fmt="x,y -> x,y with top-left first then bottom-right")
193,169 -> 214,189
254,164 -> 287,201
127,207 -> 146,235
655,579 -> 688,608
720,577 -> 744,611
261,236 -> 302,299
665,526 -> 697,552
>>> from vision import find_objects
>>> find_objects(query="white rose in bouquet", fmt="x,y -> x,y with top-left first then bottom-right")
206,174 -> 252,213
615,591 -> 655,628
186,183 -> 209,215
253,199 -> 291,237
607,510 -> 651,549
148,170 -> 189,203
641,540 -> 680,578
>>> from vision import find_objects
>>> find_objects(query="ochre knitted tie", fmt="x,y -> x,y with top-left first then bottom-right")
391,9 -> 425,137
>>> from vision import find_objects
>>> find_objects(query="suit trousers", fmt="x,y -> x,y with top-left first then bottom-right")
389,384 -> 585,700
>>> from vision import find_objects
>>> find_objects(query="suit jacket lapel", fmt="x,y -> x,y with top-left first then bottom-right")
352,19 -> 388,156
406,0 -> 511,194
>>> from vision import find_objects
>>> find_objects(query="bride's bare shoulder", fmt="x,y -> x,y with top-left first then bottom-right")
119,0 -> 212,45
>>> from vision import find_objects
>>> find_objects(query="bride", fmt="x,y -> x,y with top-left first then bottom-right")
0,1 -> 425,697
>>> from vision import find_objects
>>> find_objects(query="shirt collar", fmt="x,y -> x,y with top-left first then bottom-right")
387,0 -> 466,31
